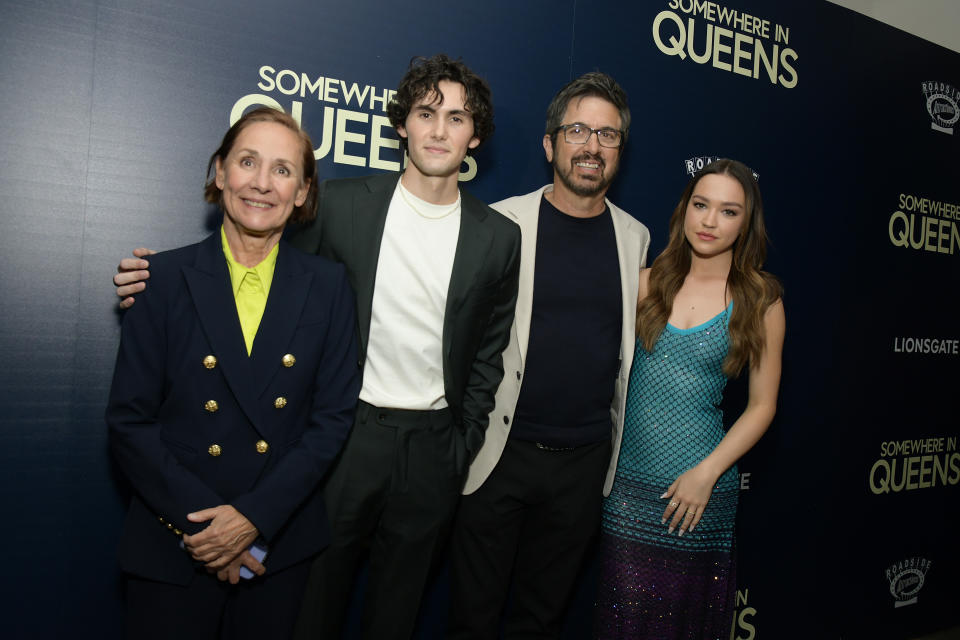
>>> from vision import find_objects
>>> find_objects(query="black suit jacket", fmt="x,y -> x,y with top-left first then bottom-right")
107,232 -> 360,585
289,173 -> 520,457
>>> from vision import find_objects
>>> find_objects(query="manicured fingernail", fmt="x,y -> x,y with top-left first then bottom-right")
660,492 -> 669,498
678,528 -> 685,537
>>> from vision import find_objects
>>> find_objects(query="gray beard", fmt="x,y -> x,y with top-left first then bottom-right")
554,157 -> 615,198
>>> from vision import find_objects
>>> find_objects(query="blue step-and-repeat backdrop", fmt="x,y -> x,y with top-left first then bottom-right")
1,1 -> 957,638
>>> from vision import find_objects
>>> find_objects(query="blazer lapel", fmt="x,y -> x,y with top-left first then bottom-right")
248,242 -> 313,407
610,206 -> 642,369
351,174 -> 398,353
183,233 -> 261,427
443,196 -> 494,357
500,187 -> 545,363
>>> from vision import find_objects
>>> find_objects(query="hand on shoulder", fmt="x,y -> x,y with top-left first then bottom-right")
114,247 -> 156,309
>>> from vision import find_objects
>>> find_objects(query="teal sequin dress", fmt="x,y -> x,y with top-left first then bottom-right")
595,304 -> 738,639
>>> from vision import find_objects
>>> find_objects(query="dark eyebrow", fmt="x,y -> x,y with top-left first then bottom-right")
415,103 -> 472,119
235,147 -> 296,167
691,193 -> 744,208
567,122 -> 616,129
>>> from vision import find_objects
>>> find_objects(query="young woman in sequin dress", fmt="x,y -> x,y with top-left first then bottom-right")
595,159 -> 785,639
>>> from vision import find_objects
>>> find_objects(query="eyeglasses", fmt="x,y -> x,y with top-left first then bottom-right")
554,123 -> 623,148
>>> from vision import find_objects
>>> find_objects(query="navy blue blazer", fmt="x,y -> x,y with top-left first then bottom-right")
107,232 -> 360,585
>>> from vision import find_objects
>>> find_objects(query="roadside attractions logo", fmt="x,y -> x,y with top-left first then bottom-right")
885,557 -> 931,608
228,65 -> 478,181
922,81 -> 959,135
684,156 -> 759,181
653,1 -> 798,89
685,155 -> 722,176
869,436 -> 960,495
888,192 -> 960,256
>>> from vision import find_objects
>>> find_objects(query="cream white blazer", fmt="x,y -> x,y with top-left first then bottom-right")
463,185 -> 650,496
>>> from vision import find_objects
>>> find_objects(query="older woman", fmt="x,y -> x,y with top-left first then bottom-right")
106,107 -> 359,639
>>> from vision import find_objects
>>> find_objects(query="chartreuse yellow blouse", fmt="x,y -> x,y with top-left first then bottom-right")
220,226 -> 278,355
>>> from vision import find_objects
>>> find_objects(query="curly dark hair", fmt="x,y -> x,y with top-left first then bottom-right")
387,54 -> 494,152
204,106 -> 318,223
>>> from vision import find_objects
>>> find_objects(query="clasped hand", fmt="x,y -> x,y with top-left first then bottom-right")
182,505 -> 264,584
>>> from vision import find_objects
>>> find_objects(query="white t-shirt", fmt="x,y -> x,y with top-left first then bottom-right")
359,180 -> 462,410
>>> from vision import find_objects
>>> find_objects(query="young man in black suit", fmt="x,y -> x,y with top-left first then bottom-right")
289,54 -> 520,640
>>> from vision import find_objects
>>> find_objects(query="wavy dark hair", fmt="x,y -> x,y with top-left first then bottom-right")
636,159 -> 782,377
387,54 -> 494,152
204,106 -> 318,223
544,71 -> 630,148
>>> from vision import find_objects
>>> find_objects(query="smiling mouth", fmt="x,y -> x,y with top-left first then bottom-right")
243,199 -> 273,209
573,154 -> 603,172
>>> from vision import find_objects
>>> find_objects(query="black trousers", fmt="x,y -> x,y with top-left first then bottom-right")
124,560 -> 310,640
448,437 -> 611,639
294,400 -> 463,640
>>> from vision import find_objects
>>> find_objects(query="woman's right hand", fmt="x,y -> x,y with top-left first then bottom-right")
660,463 -> 718,536
114,247 -> 155,308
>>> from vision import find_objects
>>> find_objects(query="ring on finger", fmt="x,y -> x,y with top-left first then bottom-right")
669,501 -> 679,508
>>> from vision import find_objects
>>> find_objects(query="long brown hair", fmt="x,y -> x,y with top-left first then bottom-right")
636,159 -> 782,377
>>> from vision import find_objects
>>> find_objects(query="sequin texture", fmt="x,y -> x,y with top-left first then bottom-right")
595,307 -> 737,639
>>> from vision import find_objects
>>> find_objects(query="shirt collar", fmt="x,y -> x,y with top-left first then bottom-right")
220,225 -> 279,298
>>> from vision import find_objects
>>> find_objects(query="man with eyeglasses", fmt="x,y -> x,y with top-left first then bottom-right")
447,72 -> 650,638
